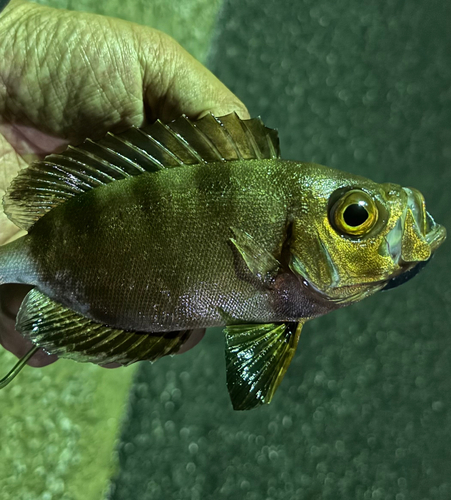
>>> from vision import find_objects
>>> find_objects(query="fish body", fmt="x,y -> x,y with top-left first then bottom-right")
7,160 -> 348,330
0,114 -> 446,409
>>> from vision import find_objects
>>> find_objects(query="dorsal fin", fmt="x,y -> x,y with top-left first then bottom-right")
3,113 -> 280,230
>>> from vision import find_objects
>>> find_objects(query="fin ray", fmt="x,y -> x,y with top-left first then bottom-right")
4,113 -> 280,230
17,289 -> 192,366
224,321 -> 304,410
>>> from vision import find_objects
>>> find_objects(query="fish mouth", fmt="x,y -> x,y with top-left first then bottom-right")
382,187 -> 446,289
384,187 -> 446,263
382,258 -> 431,291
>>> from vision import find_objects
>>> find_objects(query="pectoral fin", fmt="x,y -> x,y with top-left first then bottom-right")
230,227 -> 280,287
16,289 -> 191,366
224,321 -> 304,410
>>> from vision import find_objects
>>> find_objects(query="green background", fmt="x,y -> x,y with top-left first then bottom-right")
1,0 -> 450,499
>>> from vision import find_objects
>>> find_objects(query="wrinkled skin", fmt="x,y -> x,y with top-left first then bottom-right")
0,0 -> 249,366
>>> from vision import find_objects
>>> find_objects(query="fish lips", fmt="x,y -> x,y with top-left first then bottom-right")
382,257 -> 431,291
382,219 -> 445,291
383,188 -> 446,265
382,187 -> 446,291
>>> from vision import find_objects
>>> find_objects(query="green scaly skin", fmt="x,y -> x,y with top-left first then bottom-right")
8,159 -> 359,332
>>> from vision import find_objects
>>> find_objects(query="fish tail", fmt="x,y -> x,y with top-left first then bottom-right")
0,236 -> 32,285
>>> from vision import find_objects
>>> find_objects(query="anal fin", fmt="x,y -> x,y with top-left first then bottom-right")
16,289 -> 191,366
224,321 -> 304,410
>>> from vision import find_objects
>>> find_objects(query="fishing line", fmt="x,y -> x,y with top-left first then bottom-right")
0,345 -> 40,389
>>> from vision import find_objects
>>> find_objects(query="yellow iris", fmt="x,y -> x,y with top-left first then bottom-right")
331,189 -> 378,237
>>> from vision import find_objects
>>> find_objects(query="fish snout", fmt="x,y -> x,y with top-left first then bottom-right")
404,187 -> 427,235
405,187 -> 446,254
383,187 -> 446,266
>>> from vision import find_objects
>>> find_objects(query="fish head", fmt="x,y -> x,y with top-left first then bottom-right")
289,166 -> 446,304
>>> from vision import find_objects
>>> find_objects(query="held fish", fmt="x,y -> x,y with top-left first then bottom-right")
0,114 -> 446,410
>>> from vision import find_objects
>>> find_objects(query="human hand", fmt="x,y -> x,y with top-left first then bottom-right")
0,0 -> 249,367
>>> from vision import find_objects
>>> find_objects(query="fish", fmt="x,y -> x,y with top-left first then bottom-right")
0,113 -> 446,410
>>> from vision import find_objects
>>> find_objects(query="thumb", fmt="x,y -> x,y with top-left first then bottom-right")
136,30 -> 250,122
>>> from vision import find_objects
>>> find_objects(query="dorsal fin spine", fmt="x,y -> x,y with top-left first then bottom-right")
266,129 -> 278,159
163,121 -> 206,164
103,133 -> 149,173
127,129 -> 166,169
68,146 -> 129,179
44,162 -> 103,189
83,140 -> 136,176
62,146 -> 125,180
214,115 -> 244,160
94,140 -> 146,174
138,126 -> 185,167
240,120 -> 262,160
190,121 -> 225,162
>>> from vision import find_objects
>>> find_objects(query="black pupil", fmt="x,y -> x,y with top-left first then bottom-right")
343,204 -> 368,227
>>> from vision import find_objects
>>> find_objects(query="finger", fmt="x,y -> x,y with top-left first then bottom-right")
1,2 -> 149,143
0,284 -> 58,367
177,328 -> 206,355
138,31 -> 250,122
1,2 -> 249,147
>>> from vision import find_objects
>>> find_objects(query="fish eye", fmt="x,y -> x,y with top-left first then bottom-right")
330,189 -> 378,237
